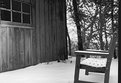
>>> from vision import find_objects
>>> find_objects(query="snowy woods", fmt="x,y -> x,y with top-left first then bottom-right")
66,0 -> 119,55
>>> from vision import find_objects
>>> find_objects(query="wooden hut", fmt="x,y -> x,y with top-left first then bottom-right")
0,0 -> 67,72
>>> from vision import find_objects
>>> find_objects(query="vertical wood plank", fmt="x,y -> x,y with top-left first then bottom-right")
56,0 -> 60,60
6,27 -> 10,70
1,27 -> 8,71
30,30 -> 33,65
8,28 -> 14,70
14,28 -> 20,69
12,28 -> 16,69
19,28 -> 25,67
28,29 -> 32,65
36,0 -> 41,63
53,0 -> 57,60
0,28 -> 3,72
9,28 -> 15,70
31,0 -> 36,65
32,29 -> 37,65
39,0 -> 45,62
49,0 -> 53,61
24,29 -> 30,66
44,0 -> 49,62
48,0 -> 51,61
50,0 -> 54,60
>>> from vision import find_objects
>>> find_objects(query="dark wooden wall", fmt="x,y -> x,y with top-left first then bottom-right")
0,0 -> 67,72
34,0 -> 67,63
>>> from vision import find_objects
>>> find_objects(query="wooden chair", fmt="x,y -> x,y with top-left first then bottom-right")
74,32 -> 117,83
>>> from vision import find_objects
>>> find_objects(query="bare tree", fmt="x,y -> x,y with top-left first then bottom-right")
66,0 -> 119,51
72,0 -> 84,50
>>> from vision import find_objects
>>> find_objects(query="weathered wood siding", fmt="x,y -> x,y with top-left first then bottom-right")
34,0 -> 67,62
0,27 -> 34,72
0,0 -> 67,72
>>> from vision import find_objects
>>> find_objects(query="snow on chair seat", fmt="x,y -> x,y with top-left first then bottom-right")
81,58 -> 107,67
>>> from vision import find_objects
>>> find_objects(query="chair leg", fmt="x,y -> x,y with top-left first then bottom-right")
104,70 -> 110,83
74,55 -> 81,83
85,70 -> 89,75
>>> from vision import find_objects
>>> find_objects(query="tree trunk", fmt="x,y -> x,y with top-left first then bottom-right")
66,26 -> 71,56
104,4 -> 108,50
72,0 -> 83,50
104,24 -> 108,50
99,4 -> 104,50
111,0 -> 114,32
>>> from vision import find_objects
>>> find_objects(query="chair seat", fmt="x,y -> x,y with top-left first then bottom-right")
81,58 -> 107,67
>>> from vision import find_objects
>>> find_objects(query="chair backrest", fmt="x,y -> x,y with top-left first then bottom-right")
106,32 -> 118,68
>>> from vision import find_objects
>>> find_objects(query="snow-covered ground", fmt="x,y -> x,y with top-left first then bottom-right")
0,56 -> 118,83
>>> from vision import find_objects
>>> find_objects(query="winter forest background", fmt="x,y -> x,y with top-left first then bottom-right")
66,0 -> 119,56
